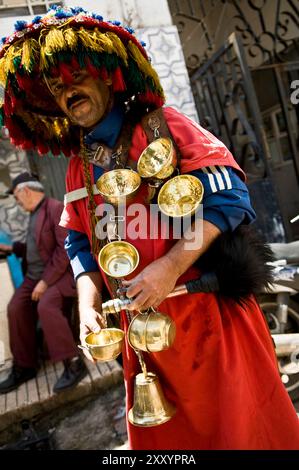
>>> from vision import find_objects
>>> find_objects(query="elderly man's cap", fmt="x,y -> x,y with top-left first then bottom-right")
6,172 -> 39,194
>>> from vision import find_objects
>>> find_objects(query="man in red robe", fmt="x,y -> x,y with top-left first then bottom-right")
0,5 -> 298,450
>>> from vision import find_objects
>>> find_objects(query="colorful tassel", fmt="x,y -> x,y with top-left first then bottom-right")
112,66 -> 126,92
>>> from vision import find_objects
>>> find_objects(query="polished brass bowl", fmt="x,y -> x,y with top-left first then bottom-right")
128,311 -> 176,353
137,137 -> 177,181
84,328 -> 124,361
98,240 -> 139,278
158,174 -> 204,217
96,169 -> 141,205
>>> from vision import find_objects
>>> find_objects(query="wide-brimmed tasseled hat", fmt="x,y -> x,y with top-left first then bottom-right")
0,5 -> 165,157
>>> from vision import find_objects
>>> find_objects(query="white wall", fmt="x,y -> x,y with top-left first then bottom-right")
66,0 -> 173,28
0,15 -> 32,38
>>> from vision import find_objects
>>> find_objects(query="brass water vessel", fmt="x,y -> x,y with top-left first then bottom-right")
128,311 -> 176,352
158,174 -> 204,217
96,168 -> 141,205
84,328 -> 124,361
137,137 -> 177,181
98,240 -> 139,278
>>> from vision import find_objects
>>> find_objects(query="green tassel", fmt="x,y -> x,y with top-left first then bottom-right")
0,107 -> 4,128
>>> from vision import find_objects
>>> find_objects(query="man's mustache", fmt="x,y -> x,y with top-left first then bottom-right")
67,94 -> 88,110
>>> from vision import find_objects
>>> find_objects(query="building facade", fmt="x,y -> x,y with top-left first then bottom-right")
168,0 -> 299,241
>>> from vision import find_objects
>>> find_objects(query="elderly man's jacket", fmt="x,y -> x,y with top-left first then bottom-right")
13,197 -> 74,294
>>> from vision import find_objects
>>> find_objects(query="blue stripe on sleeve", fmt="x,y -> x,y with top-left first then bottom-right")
190,167 -> 256,232
65,229 -> 99,280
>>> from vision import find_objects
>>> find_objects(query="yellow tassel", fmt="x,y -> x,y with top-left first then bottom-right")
39,45 -> 49,71
44,28 -> 66,54
78,27 -> 102,51
64,28 -> 78,50
93,28 -> 113,53
21,39 -> 38,72
53,118 -> 64,138
106,32 -> 128,65
0,57 -> 7,86
128,41 -> 157,79
128,41 -> 151,76
62,117 -> 70,131
5,46 -> 18,74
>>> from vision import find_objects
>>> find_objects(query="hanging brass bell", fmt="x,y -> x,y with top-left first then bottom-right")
128,371 -> 176,427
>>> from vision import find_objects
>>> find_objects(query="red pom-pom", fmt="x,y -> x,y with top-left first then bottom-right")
3,93 -> 13,117
51,141 -> 61,156
59,63 -> 73,84
20,140 -> 33,150
99,67 -> 109,82
16,72 -> 33,92
36,138 -> 49,155
70,57 -> 80,71
85,58 -> 100,79
138,89 -> 164,108
112,67 -> 126,92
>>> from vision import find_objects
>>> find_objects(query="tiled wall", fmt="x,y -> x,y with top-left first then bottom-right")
138,25 -> 198,123
0,138 -> 29,242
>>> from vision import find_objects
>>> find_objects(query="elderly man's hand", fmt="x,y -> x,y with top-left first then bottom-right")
31,280 -> 48,301
79,307 -> 107,362
0,243 -> 12,255
122,256 -> 180,311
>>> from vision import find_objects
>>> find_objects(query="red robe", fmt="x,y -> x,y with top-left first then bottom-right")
60,107 -> 299,450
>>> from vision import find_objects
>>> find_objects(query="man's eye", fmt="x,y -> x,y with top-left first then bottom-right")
52,83 -> 63,94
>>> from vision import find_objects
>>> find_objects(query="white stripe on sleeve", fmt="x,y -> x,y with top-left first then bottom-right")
202,167 -> 218,193
218,166 -> 232,189
209,166 -> 225,190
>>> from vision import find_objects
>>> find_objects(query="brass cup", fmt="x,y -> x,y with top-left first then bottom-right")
96,169 -> 141,205
98,240 -> 139,278
137,137 -> 177,181
84,328 -> 124,361
128,311 -> 176,352
158,174 -> 204,217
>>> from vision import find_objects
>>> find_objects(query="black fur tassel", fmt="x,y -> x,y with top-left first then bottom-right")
196,225 -> 274,301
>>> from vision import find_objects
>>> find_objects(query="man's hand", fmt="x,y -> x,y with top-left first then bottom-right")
31,280 -> 48,301
122,256 -> 180,311
0,243 -> 12,255
76,272 -> 105,362
79,307 -> 107,362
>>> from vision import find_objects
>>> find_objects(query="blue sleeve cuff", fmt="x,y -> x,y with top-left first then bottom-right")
203,206 -> 247,233
71,252 -> 99,280
65,230 -> 99,280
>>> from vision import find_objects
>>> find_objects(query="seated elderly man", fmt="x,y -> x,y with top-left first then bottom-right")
0,172 -> 87,393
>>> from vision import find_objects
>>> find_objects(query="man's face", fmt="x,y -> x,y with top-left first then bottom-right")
47,69 -> 111,128
13,186 -> 31,211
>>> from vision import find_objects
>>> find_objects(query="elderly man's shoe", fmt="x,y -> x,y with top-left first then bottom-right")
53,356 -> 88,393
0,365 -> 36,394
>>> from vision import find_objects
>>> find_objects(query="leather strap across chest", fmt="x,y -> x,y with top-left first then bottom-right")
64,107 -> 179,204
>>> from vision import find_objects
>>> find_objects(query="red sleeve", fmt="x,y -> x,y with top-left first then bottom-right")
163,107 -> 245,180
59,156 -> 86,233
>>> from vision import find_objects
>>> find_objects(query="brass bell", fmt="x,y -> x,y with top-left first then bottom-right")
128,371 -> 176,427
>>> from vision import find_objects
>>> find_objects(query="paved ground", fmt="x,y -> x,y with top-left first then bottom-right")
0,356 -> 299,450
0,358 -> 125,449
